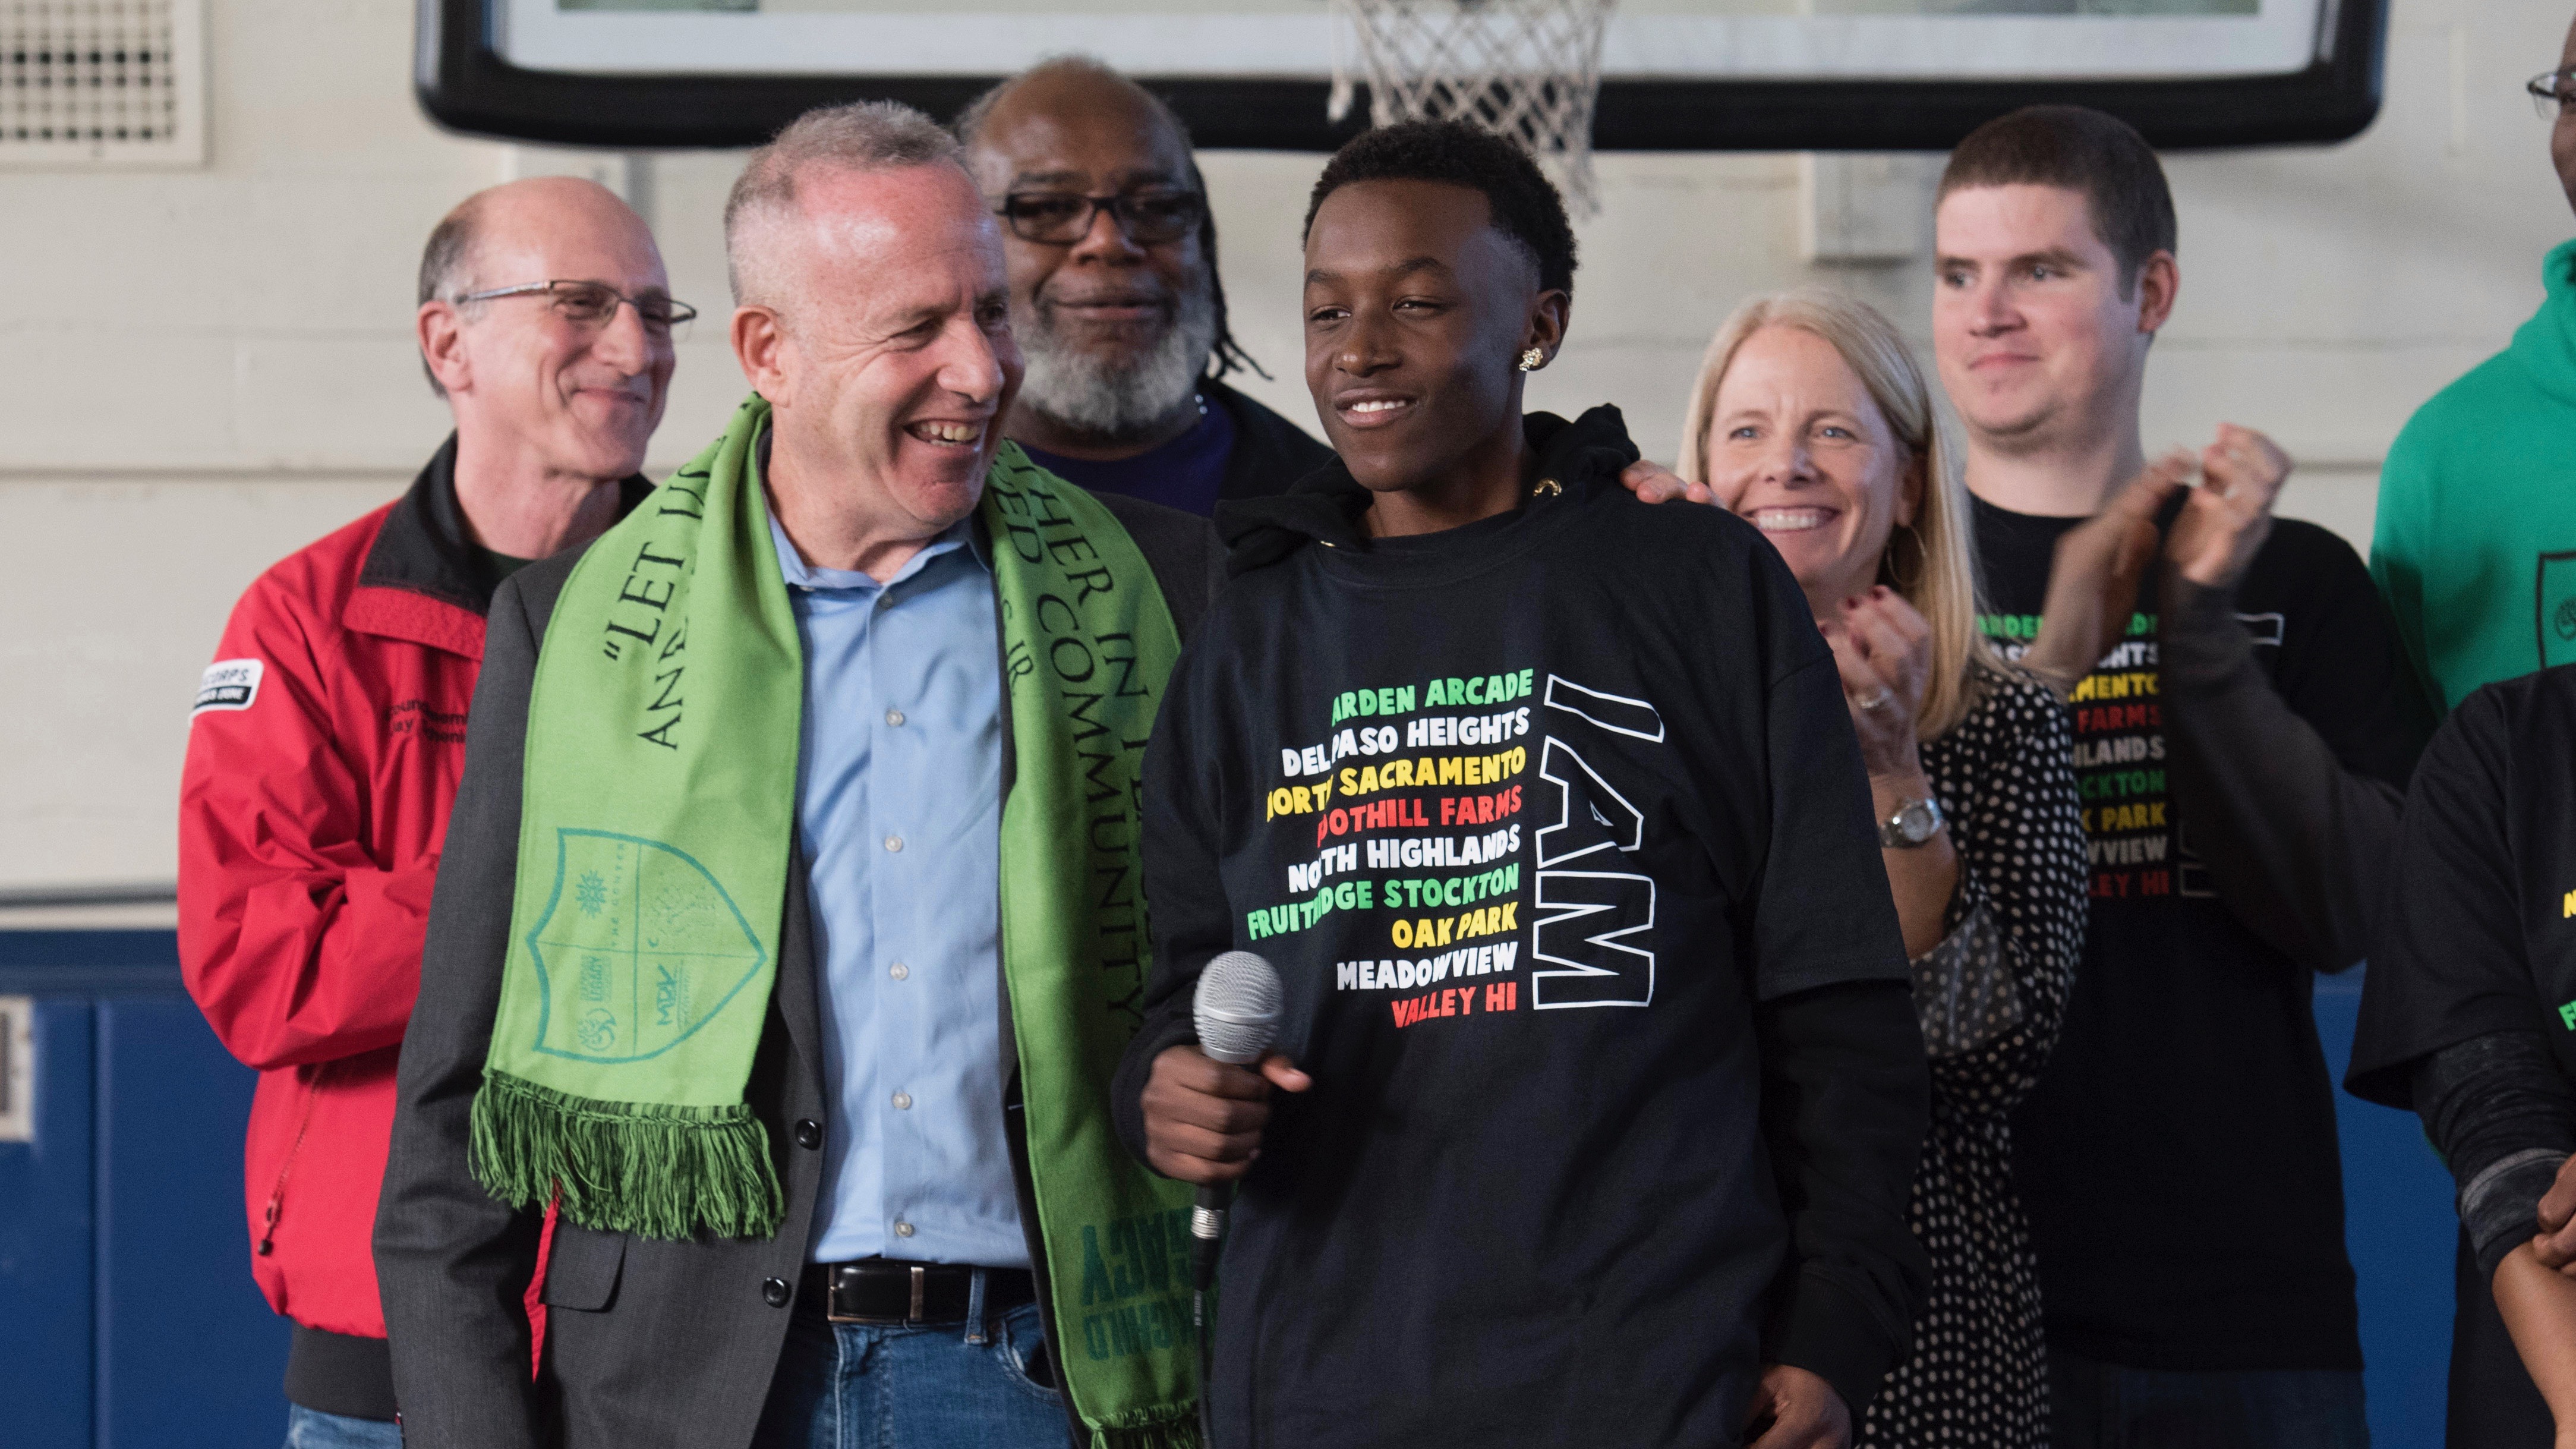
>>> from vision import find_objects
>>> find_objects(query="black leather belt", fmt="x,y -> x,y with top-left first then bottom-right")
800,1258 -> 1035,1325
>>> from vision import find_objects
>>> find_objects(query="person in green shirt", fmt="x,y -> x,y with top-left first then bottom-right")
2372,10 -> 2576,713
2357,21 -> 2576,1445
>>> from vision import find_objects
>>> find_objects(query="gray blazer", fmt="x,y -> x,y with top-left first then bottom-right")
374,493 -> 1224,1449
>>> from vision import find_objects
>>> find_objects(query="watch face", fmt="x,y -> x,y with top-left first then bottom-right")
1896,799 -> 1938,843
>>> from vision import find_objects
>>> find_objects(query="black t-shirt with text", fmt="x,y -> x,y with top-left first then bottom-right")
1128,412 -> 1924,1445
1975,497 -> 2411,1372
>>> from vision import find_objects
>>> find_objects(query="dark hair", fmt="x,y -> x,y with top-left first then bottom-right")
954,57 -> 1265,382
1302,120 -> 1577,297
1938,105 -> 2176,298
417,198 -> 483,399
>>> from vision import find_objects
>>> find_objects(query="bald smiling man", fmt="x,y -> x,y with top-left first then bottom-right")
958,58 -> 1331,516
179,176 -> 681,1446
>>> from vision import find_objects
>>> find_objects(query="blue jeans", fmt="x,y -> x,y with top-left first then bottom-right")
2050,1348 -> 2370,1449
750,1276 -> 1068,1449
283,1403 -> 402,1448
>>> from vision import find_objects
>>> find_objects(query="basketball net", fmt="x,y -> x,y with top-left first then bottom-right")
1328,0 -> 1615,215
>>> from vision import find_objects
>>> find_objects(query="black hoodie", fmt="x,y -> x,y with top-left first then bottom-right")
1112,407 -> 1933,1447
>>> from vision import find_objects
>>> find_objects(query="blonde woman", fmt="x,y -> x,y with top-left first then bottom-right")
1644,289 -> 2086,1448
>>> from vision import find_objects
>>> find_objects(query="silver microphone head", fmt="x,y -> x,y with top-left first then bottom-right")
1194,950 -> 1285,1066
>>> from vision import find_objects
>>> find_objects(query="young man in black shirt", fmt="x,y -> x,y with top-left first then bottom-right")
1112,121 -> 1931,1449
1927,108 -> 2427,1446
2348,664 -> 2576,1447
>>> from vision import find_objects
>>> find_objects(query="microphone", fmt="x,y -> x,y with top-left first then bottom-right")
1190,950 -> 1284,1292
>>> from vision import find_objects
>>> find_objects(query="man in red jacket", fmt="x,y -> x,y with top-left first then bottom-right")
179,175 -> 685,1447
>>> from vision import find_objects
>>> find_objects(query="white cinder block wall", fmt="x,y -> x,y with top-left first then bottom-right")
2,0 -> 2569,911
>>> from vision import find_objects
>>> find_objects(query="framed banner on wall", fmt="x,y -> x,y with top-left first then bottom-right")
415,0 -> 2385,151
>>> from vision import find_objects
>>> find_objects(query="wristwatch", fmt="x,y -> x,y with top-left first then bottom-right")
1879,796 -> 1945,849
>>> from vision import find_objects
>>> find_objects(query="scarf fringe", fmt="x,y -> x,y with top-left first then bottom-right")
469,1068 -> 783,1240
1093,1413 -> 1201,1449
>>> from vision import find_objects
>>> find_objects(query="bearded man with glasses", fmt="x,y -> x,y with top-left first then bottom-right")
176,175 -> 679,1448
957,57 -> 1332,518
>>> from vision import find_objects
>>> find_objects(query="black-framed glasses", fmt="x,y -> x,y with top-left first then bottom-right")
994,190 -> 1206,246
2531,68 -> 2576,119
452,279 -> 698,336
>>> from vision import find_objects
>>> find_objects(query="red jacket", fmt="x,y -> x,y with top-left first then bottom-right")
179,441 -> 643,1341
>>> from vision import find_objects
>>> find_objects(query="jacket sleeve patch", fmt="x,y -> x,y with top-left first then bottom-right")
193,659 -> 264,717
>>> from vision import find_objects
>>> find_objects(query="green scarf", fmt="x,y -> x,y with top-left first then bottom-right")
469,396 -> 1201,1447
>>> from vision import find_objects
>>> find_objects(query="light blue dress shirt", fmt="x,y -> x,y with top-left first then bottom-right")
771,512 -> 1027,1268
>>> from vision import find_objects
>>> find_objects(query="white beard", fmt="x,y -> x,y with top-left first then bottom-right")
1016,282 -> 1218,443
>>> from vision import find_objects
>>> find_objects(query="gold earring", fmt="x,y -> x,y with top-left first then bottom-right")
1517,347 -> 1545,372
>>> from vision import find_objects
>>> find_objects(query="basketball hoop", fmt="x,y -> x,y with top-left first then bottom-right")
1328,0 -> 1615,215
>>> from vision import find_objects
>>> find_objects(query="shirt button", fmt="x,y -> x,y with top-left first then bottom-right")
894,1220 -> 916,1239
794,1119 -> 822,1150
885,708 -> 906,727
891,1092 -> 913,1110
889,962 -> 909,981
762,1276 -> 791,1308
884,835 -> 903,853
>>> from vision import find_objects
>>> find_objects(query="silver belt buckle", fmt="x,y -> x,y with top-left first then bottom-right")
909,1264 -> 926,1322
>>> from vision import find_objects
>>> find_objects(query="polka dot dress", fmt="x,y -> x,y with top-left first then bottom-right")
1858,668 -> 2088,1449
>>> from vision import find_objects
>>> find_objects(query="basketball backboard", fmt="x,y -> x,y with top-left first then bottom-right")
416,0 -> 2382,152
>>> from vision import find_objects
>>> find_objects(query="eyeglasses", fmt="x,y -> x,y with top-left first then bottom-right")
993,190 -> 1206,246
2530,68 -> 2576,119
452,279 -> 698,337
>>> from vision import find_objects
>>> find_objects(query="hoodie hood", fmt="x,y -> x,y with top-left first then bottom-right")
1213,405 -> 1641,577
2508,238 -> 2576,408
